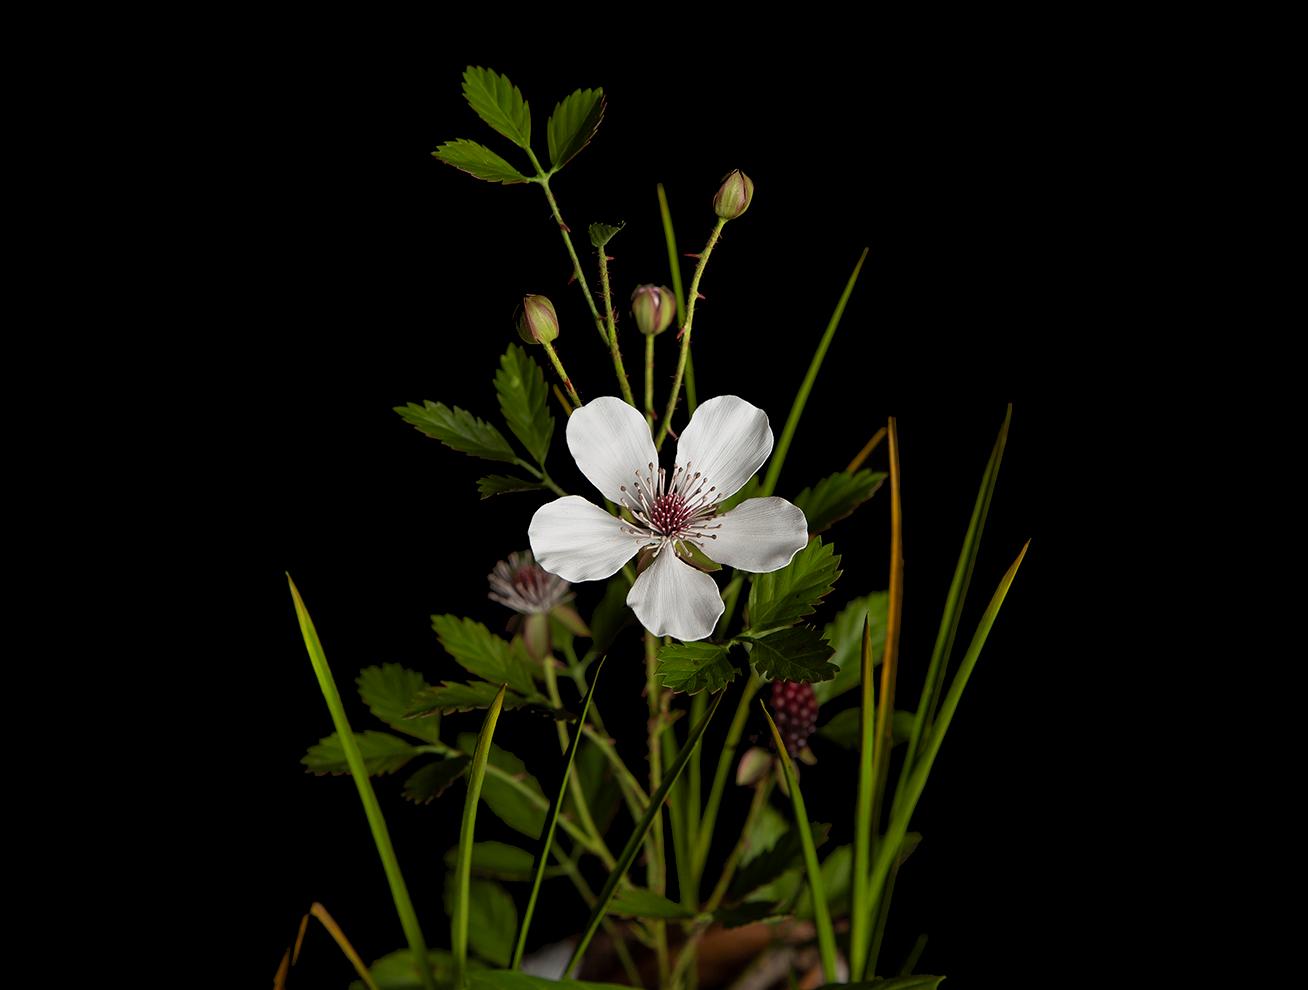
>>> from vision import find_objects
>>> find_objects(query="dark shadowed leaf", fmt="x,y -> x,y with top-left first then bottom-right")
713,901 -> 786,928
817,978 -> 944,990
443,841 -> 538,881
351,948 -> 458,990
656,641 -> 738,695
588,576 -> 633,657
403,757 -> 470,803
303,731 -> 418,776
395,401 -> 516,462
462,67 -> 531,149
431,139 -> 530,184
747,627 -> 837,683
405,682 -> 528,718
795,470 -> 887,534
495,345 -> 554,466
445,875 -> 516,967
730,821 -> 830,900
796,843 -> 852,918
467,972 -> 630,990
747,538 -> 842,629
477,474 -> 547,499
431,616 -> 537,696
609,886 -> 694,919
814,592 -> 888,703
548,88 -> 605,169
816,706 -> 915,750
357,664 -> 437,742
458,733 -> 546,838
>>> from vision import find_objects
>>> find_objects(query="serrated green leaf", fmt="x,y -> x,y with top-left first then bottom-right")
747,537 -> 842,630
547,87 -> 605,169
395,401 -> 516,462
462,67 -> 531,149
730,821 -> 830,900
457,733 -> 546,838
795,470 -> 887,535
431,139 -> 531,184
445,875 -> 516,967
405,681 -> 525,718
303,731 -> 419,776
588,221 -> 623,248
353,948 -> 459,990
741,804 -> 789,866
431,616 -> 537,696
477,474 -> 546,499
817,708 -> 914,749
814,592 -> 888,703
747,627 -> 837,684
443,840 -> 537,880
609,885 -> 693,919
717,474 -> 760,513
656,641 -> 737,695
494,344 -> 554,466
357,664 -> 437,742
816,978 -> 944,990
467,972 -> 629,990
403,757 -> 470,803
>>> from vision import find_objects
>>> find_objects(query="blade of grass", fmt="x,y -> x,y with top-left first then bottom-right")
512,657 -> 607,968
453,683 -> 509,990
309,903 -> 381,990
656,182 -> 696,416
287,576 -> 435,990
760,248 -> 868,497
847,425 -> 888,473
849,614 -> 877,979
761,704 -> 839,983
894,405 -> 1011,814
564,689 -> 727,977
900,933 -> 929,976
869,542 -> 1030,925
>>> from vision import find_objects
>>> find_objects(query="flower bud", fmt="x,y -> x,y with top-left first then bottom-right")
630,284 -> 677,337
516,294 -> 559,345
713,169 -> 754,220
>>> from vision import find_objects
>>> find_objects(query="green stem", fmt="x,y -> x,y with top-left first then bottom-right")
539,339 -> 582,409
645,334 -> 656,424
513,458 -> 566,498
597,248 -> 636,406
543,656 -> 614,869
686,689 -> 705,887
526,152 -> 607,345
693,670 -> 760,875
645,632 -> 670,987
656,217 -> 727,448
760,248 -> 868,497
850,614 -> 878,980
655,184 -> 696,419
287,577 -> 435,990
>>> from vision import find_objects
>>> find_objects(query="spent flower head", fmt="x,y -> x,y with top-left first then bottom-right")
487,550 -> 572,615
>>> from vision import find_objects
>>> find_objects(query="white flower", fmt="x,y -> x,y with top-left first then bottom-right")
528,395 -> 809,641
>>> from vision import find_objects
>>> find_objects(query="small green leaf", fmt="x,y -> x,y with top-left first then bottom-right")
477,475 -> 547,499
656,641 -> 738,695
795,470 -> 887,535
354,948 -> 458,990
395,401 -> 516,462
446,875 -> 517,967
747,537 -> 842,629
357,664 -> 437,742
796,843 -> 852,918
816,705 -> 915,750
467,972 -> 629,990
431,616 -> 537,697
462,67 -> 531,149
403,757 -> 470,803
747,627 -> 837,684
587,221 -> 624,248
609,885 -> 694,919
443,840 -> 537,880
741,804 -> 789,866
457,733 -> 547,839
303,731 -> 419,776
717,474 -> 760,513
730,821 -> 831,900
547,87 -> 605,169
494,344 -> 554,467
431,139 -> 531,184
814,592 -> 888,703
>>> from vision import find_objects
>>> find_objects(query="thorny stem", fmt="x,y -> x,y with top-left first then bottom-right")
656,217 -> 728,447
539,340 -> 582,409
597,249 -> 636,406
645,335 -> 656,425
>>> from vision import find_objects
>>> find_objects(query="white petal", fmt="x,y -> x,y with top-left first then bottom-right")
698,497 -> 809,573
626,547 -> 725,641
675,395 -> 773,502
529,496 -> 642,582
566,395 -> 658,504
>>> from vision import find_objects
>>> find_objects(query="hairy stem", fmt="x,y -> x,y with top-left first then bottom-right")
645,335 -> 656,424
597,249 -> 636,406
645,631 -> 670,986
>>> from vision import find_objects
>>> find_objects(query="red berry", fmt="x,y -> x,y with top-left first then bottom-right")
769,680 -> 819,756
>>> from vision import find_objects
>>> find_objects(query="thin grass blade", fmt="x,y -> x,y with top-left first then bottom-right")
656,183 -> 694,417
760,248 -> 868,497
309,902 -> 381,990
564,689 -> 726,977
896,405 -> 1011,812
761,704 -> 839,983
453,683 -> 509,989
847,425 -> 887,473
287,576 -> 435,990
850,614 -> 877,979
512,657 -> 606,968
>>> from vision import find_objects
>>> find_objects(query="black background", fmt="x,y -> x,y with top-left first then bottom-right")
209,34 -> 1130,988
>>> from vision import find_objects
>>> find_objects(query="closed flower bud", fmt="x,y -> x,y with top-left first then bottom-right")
713,169 -> 754,220
630,284 -> 677,337
516,294 -> 559,345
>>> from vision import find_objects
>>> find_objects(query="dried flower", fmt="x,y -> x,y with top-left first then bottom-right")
487,551 -> 572,615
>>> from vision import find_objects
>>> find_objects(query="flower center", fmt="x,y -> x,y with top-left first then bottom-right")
649,492 -> 691,536
618,461 -> 724,546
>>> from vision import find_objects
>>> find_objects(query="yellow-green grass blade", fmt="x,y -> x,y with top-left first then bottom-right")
761,704 -> 839,983
564,689 -> 726,977
760,248 -> 868,498
656,183 -> 695,414
453,683 -> 509,989
512,657 -> 607,968
850,613 -> 878,979
288,576 -> 435,990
